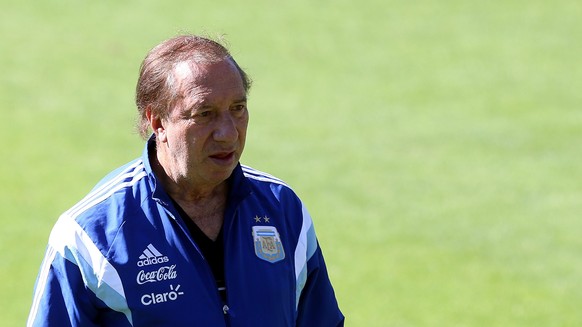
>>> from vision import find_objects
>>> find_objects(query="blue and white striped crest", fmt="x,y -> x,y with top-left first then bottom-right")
252,226 -> 285,263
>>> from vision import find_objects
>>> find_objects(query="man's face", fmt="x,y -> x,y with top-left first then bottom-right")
157,59 -> 249,189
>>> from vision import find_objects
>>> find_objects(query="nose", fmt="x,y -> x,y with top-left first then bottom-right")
213,112 -> 239,143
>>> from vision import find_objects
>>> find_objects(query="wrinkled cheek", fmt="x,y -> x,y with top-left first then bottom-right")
170,144 -> 194,174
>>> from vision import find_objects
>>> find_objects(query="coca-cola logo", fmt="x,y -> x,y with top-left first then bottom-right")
137,265 -> 178,285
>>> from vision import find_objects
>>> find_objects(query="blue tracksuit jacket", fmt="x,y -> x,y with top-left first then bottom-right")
28,140 -> 344,326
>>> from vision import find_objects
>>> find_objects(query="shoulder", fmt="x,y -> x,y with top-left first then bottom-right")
90,158 -> 147,192
72,158 -> 147,217
240,165 -> 300,201
241,165 -> 289,187
52,159 -> 149,254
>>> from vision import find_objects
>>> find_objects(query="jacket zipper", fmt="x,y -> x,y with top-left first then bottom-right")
161,205 -> 231,325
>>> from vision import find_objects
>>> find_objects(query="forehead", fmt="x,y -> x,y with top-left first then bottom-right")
172,59 -> 245,104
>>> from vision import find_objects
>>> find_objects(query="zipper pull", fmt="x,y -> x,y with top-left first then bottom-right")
223,304 -> 230,315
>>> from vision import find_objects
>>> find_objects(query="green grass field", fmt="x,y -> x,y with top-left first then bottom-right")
2,0 -> 581,325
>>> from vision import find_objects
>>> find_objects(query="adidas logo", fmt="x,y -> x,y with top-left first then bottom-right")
137,244 -> 170,267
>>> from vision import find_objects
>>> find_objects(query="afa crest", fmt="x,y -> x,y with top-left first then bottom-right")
252,226 -> 285,263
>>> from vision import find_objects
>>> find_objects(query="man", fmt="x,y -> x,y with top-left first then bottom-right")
27,34 -> 344,326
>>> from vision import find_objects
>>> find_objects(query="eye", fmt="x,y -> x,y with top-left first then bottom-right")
197,110 -> 212,117
231,104 -> 247,116
190,108 -> 214,124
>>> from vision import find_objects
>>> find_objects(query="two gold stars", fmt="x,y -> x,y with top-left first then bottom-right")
254,215 -> 271,223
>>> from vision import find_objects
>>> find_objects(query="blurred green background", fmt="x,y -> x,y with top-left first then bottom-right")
2,0 -> 581,326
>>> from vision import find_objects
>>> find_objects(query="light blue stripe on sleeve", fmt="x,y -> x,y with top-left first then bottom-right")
64,247 -> 133,325
294,204 -> 318,309
51,215 -> 133,325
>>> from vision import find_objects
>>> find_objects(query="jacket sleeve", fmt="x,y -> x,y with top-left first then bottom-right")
292,201 -> 344,326
27,215 -> 132,327
296,243 -> 345,326
27,245 -> 100,327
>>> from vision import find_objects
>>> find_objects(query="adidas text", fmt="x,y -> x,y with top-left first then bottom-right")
137,256 -> 169,267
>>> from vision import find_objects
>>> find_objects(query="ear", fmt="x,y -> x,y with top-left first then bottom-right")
146,106 -> 167,143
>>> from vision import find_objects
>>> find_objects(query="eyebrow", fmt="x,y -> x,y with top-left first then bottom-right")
187,96 -> 248,111
233,96 -> 248,103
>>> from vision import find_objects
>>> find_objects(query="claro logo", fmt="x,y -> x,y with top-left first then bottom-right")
141,284 -> 184,306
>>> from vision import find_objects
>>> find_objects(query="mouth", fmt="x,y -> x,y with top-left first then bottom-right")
209,151 -> 236,165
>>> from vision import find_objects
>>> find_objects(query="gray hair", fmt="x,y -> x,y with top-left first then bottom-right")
135,34 -> 251,139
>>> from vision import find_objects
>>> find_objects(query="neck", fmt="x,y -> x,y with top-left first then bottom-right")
151,150 -> 229,241
170,182 -> 228,241
152,154 -> 228,202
